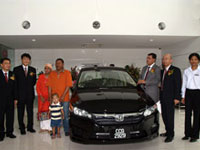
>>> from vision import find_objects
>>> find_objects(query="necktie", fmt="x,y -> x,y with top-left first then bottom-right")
5,72 -> 8,83
24,67 -> 28,77
161,69 -> 167,90
144,67 -> 150,80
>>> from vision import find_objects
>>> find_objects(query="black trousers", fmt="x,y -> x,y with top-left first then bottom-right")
184,89 -> 200,139
0,101 -> 14,136
17,99 -> 34,130
160,92 -> 175,137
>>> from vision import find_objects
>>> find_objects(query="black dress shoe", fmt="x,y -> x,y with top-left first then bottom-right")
6,133 -> 16,138
182,136 -> 189,140
164,136 -> 174,143
0,137 -> 4,142
190,138 -> 197,143
160,133 -> 167,137
20,130 -> 26,135
0,135 -> 4,142
27,128 -> 36,133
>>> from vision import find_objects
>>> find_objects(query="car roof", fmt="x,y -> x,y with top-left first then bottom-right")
80,66 -> 126,72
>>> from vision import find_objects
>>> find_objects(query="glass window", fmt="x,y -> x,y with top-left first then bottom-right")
78,69 -> 136,89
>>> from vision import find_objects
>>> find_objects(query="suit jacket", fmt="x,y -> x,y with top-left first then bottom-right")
160,65 -> 182,103
0,70 -> 16,107
14,65 -> 36,102
140,64 -> 161,103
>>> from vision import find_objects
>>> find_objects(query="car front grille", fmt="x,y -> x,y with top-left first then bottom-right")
93,112 -> 144,125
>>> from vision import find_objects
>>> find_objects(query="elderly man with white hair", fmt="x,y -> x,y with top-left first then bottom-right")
159,54 -> 182,143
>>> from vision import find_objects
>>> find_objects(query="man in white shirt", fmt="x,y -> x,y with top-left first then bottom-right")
181,53 -> 200,143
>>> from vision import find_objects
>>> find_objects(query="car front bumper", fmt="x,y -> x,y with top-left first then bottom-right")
69,111 -> 159,144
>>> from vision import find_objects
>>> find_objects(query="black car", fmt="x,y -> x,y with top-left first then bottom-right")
69,66 -> 159,144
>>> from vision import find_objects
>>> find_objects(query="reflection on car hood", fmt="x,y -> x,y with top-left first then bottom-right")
71,88 -> 154,113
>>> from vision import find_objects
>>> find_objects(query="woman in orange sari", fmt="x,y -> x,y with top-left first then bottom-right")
36,64 -> 52,133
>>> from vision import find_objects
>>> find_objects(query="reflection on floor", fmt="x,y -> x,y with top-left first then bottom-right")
0,106 -> 199,150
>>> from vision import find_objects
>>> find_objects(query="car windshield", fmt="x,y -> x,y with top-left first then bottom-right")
77,69 -> 137,89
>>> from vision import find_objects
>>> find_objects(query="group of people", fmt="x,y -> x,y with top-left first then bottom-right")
0,53 -> 72,142
138,52 -> 200,143
0,52 -> 200,143
37,57 -> 72,139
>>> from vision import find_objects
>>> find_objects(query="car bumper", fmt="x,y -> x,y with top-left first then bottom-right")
69,111 -> 159,144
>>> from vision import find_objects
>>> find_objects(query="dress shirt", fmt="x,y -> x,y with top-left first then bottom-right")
143,63 -> 155,80
2,70 -> 9,79
22,65 -> 29,72
182,66 -> 200,98
162,65 -> 171,80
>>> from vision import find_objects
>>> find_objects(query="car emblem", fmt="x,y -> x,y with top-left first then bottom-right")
115,114 -> 124,122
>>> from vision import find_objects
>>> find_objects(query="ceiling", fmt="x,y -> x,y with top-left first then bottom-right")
0,35 -> 198,49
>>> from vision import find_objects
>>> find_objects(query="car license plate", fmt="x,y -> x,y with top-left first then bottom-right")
113,128 -> 126,139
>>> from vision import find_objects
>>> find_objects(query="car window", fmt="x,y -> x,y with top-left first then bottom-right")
78,69 -> 136,89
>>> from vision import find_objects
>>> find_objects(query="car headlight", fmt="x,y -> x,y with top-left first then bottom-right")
143,106 -> 156,117
73,107 -> 92,119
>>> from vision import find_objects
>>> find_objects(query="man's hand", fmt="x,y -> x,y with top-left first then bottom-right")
137,80 -> 146,85
69,103 -> 73,112
60,95 -> 65,102
60,87 -> 70,102
153,104 -> 157,109
14,100 -> 18,108
181,98 -> 185,104
174,99 -> 180,105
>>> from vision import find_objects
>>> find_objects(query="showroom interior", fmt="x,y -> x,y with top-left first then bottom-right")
0,0 -> 200,150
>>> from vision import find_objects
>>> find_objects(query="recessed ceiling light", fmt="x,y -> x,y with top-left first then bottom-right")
158,22 -> 166,30
32,39 -> 36,42
149,39 -> 154,42
22,20 -> 31,29
92,38 -> 96,42
93,21 -> 100,29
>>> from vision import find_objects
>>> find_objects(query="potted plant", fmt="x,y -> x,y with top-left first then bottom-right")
125,64 -> 141,82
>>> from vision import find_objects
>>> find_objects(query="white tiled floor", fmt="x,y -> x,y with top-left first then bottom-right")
0,108 -> 199,150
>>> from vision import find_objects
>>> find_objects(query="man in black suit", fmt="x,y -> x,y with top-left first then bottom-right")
160,53 -> 182,143
14,53 -> 36,135
0,58 -> 16,142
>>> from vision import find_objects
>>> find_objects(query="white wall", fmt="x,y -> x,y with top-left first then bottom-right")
14,48 -> 161,73
162,37 -> 200,72
0,0 -> 200,36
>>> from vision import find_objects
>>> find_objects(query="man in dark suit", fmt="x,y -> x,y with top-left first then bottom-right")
160,53 -> 182,143
14,53 -> 36,135
0,58 -> 16,142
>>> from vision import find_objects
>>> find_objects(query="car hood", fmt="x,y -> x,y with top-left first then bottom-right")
71,88 -> 155,114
